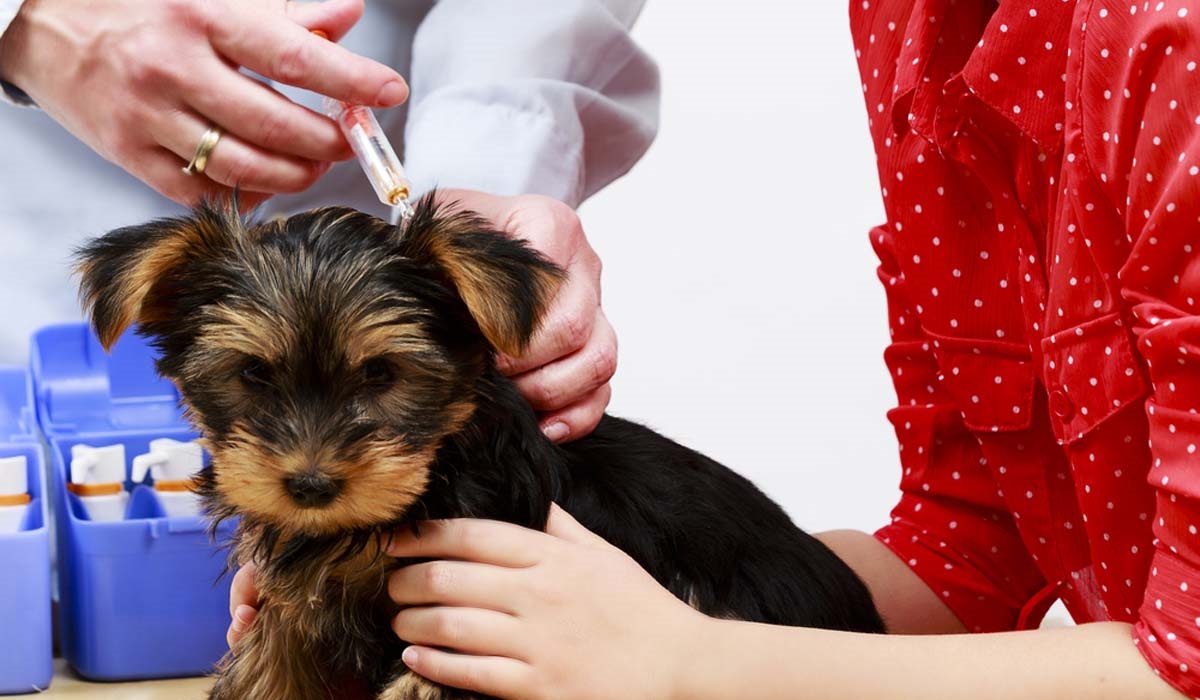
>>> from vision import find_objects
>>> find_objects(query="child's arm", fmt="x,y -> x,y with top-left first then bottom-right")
386,508 -> 1185,700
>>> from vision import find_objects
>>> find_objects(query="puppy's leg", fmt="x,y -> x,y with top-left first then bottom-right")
210,603 -> 333,700
377,666 -> 486,700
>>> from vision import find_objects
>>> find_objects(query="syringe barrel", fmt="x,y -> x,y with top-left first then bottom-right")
322,98 -> 412,208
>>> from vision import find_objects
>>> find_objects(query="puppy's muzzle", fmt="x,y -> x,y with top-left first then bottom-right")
284,472 -> 343,508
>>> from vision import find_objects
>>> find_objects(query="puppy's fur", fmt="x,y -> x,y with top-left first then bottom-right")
77,196 -> 884,700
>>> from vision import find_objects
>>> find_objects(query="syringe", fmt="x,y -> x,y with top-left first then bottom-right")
322,97 -> 414,222
312,30 -> 414,223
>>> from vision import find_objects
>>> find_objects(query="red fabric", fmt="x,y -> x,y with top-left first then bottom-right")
851,0 -> 1200,694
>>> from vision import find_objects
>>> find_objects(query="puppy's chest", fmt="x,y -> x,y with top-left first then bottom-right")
246,534 -> 402,657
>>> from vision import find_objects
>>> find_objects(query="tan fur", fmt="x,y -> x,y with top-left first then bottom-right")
199,305 -> 295,362
212,605 -> 332,700
213,535 -> 394,700
344,313 -> 434,366
78,211 -> 242,349
212,428 -> 433,538
426,233 -> 561,356
378,671 -> 485,700
378,674 -> 445,700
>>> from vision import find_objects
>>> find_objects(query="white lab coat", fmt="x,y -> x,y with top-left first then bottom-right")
0,0 -> 659,362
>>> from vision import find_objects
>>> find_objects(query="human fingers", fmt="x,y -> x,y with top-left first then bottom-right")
543,503 -> 610,546
538,383 -> 612,444
385,518 -> 548,568
401,646 -> 532,700
228,563 -> 259,617
510,310 -> 616,412
284,0 -> 363,42
226,604 -> 257,648
208,6 -> 407,107
498,280 -> 598,377
150,111 -> 327,194
392,606 -> 525,659
387,561 -> 526,613
184,66 -> 350,162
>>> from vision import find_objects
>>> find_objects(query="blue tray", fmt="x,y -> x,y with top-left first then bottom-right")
30,323 -> 234,681
0,367 -> 52,694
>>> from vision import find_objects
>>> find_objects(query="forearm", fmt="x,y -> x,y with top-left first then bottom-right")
677,619 -> 1182,700
668,529 -> 1183,698
817,528 -> 965,635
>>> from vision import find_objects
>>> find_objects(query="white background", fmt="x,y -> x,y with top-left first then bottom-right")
581,1 -> 899,535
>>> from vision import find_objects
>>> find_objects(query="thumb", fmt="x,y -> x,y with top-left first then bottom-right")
287,0 -> 364,41
545,503 -> 607,546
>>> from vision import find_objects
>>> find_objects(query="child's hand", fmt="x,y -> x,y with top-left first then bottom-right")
226,562 -> 259,648
386,505 -> 704,700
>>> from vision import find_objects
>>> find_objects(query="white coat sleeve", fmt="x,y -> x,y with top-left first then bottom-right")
403,0 -> 659,207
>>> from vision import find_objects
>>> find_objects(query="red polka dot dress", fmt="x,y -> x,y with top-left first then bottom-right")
853,0 -> 1200,693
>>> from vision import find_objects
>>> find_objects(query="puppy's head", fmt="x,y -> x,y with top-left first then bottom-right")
76,196 -> 562,537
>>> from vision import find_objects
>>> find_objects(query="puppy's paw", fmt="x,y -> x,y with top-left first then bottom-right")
377,673 -> 484,700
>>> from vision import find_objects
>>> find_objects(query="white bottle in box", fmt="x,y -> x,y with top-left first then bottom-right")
132,438 -> 204,518
0,455 -> 29,533
69,444 -> 128,522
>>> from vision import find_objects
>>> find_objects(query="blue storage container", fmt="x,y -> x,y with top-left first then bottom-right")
29,322 -> 235,681
0,366 -> 53,694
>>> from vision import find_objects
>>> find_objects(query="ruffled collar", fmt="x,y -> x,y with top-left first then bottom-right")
891,0 -> 1076,152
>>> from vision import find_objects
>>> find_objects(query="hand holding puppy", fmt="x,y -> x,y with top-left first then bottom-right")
435,189 -> 617,444
0,0 -> 407,207
385,505 -> 702,700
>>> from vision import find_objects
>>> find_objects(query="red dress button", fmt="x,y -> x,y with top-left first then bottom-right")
1049,390 -> 1074,420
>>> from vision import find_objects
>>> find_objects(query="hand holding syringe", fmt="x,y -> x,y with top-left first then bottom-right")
313,31 -> 414,223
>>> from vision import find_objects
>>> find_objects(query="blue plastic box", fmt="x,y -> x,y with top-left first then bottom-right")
30,323 -> 235,681
0,367 -> 52,694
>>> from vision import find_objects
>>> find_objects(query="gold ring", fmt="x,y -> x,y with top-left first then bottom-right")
182,126 -> 222,176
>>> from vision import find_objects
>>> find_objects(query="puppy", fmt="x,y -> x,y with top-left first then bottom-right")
76,196 -> 884,700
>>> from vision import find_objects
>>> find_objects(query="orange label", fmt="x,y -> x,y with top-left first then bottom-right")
154,479 -> 198,493
67,482 -> 123,497
0,493 -> 30,506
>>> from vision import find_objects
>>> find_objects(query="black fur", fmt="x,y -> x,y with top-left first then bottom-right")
77,195 -> 884,700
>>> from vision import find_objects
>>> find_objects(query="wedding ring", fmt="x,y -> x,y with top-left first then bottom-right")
182,126 -> 222,176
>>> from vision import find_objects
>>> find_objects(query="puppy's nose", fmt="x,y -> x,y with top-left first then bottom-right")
284,472 -> 342,508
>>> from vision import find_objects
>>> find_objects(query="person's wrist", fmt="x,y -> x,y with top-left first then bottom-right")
0,1 -> 36,90
665,608 -> 720,700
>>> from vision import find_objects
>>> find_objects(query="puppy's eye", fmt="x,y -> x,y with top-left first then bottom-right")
360,357 -> 396,390
240,358 -> 274,388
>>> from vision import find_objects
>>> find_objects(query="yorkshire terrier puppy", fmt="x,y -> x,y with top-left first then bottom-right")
76,196 -> 884,700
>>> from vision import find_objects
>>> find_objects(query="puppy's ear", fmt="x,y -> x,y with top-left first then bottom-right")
400,197 -> 565,356
75,201 -> 241,349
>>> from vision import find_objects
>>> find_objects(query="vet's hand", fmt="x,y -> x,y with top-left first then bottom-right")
386,505 -> 701,700
226,562 -> 259,648
437,190 -> 616,443
0,0 -> 407,208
